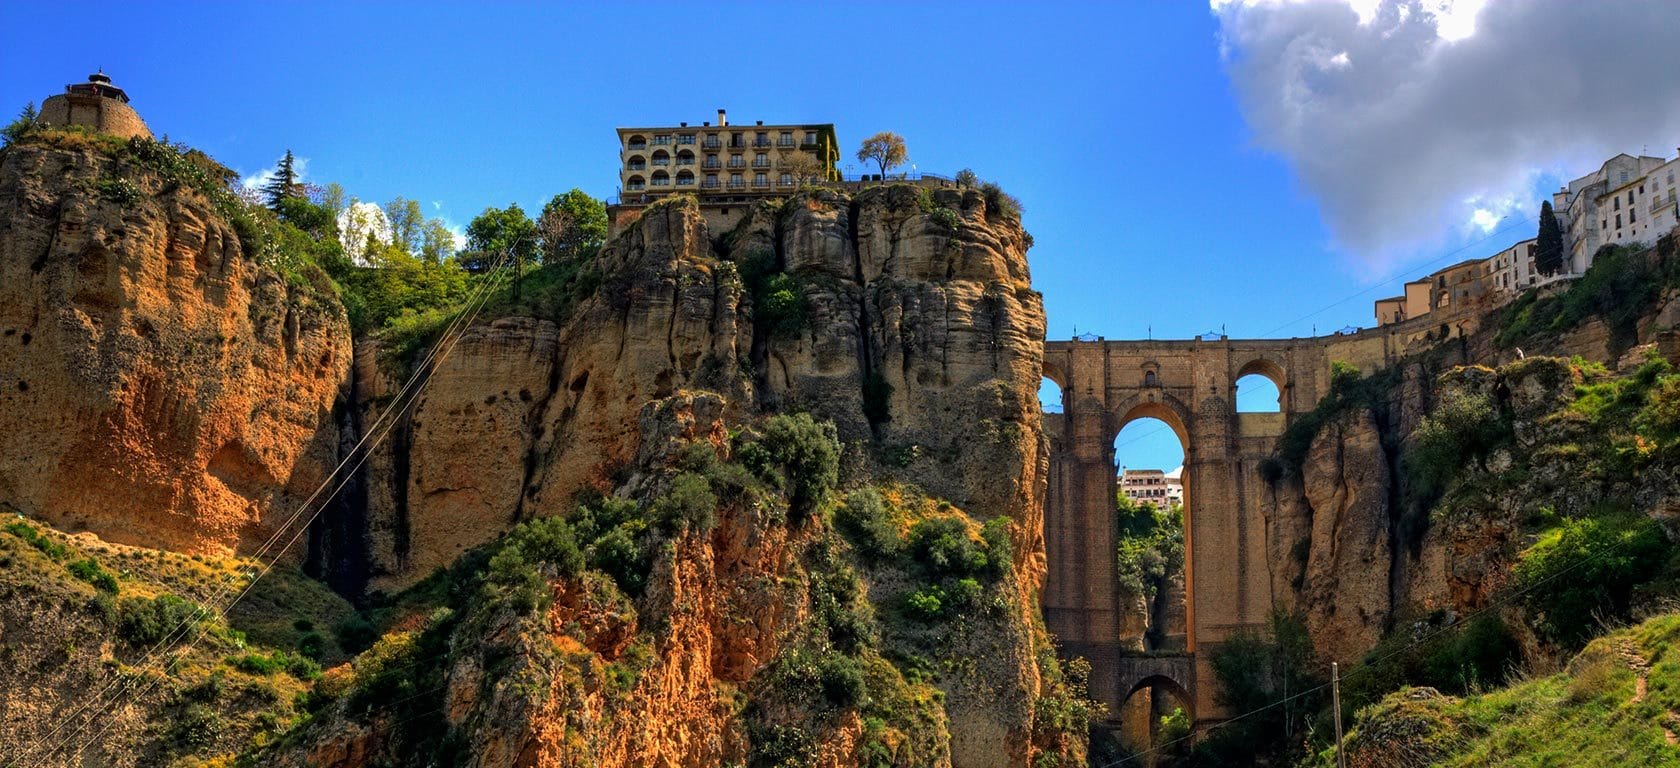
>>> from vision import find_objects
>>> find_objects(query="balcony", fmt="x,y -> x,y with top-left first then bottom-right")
802,138 -> 819,147
702,139 -> 722,149
651,158 -> 670,166
676,178 -> 694,187
676,157 -> 695,166
701,180 -> 721,189
677,136 -> 696,145
778,139 -> 795,148
703,160 -> 722,169
627,143 -> 647,152
752,139 -> 772,149
627,163 -> 646,172
729,141 -> 748,149
752,160 -> 771,169
778,179 -> 797,188
727,179 -> 747,189
728,161 -> 746,169
752,178 -> 769,188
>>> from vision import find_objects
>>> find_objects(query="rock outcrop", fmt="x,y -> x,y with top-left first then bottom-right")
0,140 -> 350,557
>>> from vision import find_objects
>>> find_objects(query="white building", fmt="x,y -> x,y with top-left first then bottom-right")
1554,149 -> 1680,274
1120,467 -> 1183,509
1486,238 -> 1539,296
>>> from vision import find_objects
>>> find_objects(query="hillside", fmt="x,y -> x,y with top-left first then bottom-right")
1329,612 -> 1680,767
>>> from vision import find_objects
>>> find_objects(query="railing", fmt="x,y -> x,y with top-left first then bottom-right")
627,164 -> 646,171
676,178 -> 694,186
753,139 -> 772,148
839,171 -> 959,186
675,158 -> 695,166
703,161 -> 721,169
752,160 -> 771,168
651,158 -> 670,166
728,161 -> 746,169
778,139 -> 796,148
701,180 -> 720,189
727,180 -> 747,189
752,179 -> 769,188
703,140 -> 722,149
627,144 -> 647,152
677,136 -> 696,145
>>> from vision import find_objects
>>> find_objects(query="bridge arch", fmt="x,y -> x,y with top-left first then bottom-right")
1115,658 -> 1198,754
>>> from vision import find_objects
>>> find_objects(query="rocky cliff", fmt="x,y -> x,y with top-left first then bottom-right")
0,129 -> 1080,768
0,138 -> 350,559
351,189 -> 1047,595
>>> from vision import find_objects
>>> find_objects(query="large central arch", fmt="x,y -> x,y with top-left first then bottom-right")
1041,336 -> 1350,729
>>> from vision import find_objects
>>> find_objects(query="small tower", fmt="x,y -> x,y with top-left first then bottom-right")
36,70 -> 152,140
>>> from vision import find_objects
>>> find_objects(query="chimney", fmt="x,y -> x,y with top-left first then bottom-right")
680,121 -> 688,127
755,120 -> 763,126
717,109 -> 727,127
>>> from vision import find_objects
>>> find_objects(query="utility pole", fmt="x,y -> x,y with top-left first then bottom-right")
1332,661 -> 1346,768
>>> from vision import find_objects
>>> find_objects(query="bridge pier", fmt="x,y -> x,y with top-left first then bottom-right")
1042,336 -> 1353,725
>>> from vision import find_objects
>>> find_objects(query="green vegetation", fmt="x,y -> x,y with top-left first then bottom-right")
67,557 -> 120,593
1184,610 -> 1326,766
1259,361 -> 1399,484
1515,512 -> 1669,649
117,593 -> 206,646
5,519 -> 70,561
738,413 -> 840,522
1114,495 -> 1184,615
1328,612 -> 1680,767
1341,613 -> 1520,714
1496,241 -> 1673,353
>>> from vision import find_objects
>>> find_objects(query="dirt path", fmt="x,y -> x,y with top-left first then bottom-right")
1616,640 -> 1677,745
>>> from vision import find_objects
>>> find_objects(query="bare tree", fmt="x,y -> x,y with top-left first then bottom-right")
780,151 -> 829,186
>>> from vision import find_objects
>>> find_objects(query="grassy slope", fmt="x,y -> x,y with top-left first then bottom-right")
0,512 -> 356,767
1335,612 -> 1680,766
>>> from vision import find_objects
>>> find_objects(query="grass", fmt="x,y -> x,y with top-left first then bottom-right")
1335,612 -> 1680,767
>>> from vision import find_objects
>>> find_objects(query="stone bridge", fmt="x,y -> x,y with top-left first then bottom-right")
1040,325 -> 1442,730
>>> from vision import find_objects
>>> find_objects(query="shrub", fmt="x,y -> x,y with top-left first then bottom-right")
1405,389 -> 1509,497
757,273 -> 809,337
907,517 -> 993,579
817,653 -> 867,708
589,524 -> 651,598
67,558 -> 120,593
5,520 -> 70,561
651,472 -> 718,534
904,586 -> 945,621
297,631 -> 326,660
980,181 -> 1022,220
745,413 -> 840,522
334,615 -> 377,655
834,488 -> 900,558
117,594 -> 203,647
168,703 -> 222,748
1515,511 -> 1669,648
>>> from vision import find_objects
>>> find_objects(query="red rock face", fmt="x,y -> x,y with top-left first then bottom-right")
0,143 -> 350,558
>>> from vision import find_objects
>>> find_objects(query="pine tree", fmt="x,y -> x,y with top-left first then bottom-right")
1535,200 -> 1565,276
261,150 -> 301,211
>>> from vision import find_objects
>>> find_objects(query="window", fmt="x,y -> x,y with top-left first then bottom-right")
704,174 -> 719,188
754,153 -> 769,168
1143,370 -> 1158,387
704,134 -> 721,149
779,131 -> 793,147
1621,171 -> 1630,183
804,131 -> 817,145
730,154 -> 744,168
1616,214 -> 1622,228
1615,197 -> 1621,210
1629,190 -> 1636,204
705,154 -> 719,168
653,134 -> 672,145
1603,219 -> 1608,230
678,134 -> 695,144
780,173 -> 793,186
1631,208 -> 1636,223
754,173 -> 767,187
627,175 -> 645,191
731,133 -> 744,148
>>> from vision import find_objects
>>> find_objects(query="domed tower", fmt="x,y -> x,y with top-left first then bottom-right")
36,70 -> 152,140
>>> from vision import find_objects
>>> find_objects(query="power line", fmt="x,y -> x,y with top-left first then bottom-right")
21,242 -> 523,765
1095,463 -> 1676,766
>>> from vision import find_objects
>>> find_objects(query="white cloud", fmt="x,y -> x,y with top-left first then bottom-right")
1211,0 -> 1680,263
238,156 -> 309,195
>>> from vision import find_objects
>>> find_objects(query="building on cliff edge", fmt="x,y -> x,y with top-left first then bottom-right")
609,109 -> 840,234
1119,467 -> 1182,509
1554,149 -> 1680,273
34,71 -> 152,140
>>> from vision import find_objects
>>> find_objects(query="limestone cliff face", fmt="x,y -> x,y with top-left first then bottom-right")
358,190 -> 1047,593
320,191 -> 1057,766
0,142 -> 350,557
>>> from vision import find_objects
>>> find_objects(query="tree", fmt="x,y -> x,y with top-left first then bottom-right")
537,189 -> 607,265
2,102 -> 38,145
463,203 -> 538,273
419,219 -> 458,265
1535,200 -> 1565,276
955,168 -> 978,188
855,132 -> 908,179
385,197 -> 424,254
337,200 -> 393,266
780,152 -> 829,186
261,150 -> 303,211
318,183 -> 346,219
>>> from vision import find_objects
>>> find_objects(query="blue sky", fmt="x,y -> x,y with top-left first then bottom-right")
5,1 -> 1675,471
